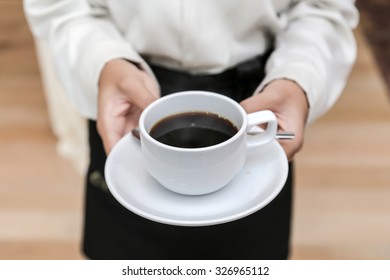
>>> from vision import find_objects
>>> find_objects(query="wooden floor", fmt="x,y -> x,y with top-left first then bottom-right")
1,2 -> 390,260
291,29 -> 390,259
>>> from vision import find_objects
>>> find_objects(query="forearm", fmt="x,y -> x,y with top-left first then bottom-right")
257,0 -> 359,123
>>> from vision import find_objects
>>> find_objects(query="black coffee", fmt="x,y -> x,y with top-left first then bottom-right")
149,111 -> 239,148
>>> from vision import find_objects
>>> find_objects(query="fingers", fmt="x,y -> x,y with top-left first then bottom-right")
100,125 -> 122,154
116,63 -> 159,110
98,105 -> 142,154
117,77 -> 156,110
96,98 -> 128,154
97,59 -> 159,154
278,132 -> 304,161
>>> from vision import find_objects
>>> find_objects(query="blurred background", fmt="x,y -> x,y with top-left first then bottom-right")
1,1 -> 389,259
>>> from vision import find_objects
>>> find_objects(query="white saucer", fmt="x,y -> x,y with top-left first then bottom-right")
105,133 -> 288,226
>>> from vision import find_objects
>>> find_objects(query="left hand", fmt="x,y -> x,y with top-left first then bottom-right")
240,79 -> 309,161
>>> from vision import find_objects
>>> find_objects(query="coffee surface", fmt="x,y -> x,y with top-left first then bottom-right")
149,111 -> 238,148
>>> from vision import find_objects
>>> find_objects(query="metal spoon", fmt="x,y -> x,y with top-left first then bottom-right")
131,128 -> 294,142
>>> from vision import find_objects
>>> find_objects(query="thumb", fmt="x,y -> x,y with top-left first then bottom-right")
240,92 -> 275,114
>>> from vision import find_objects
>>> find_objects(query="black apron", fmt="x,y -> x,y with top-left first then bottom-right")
82,56 -> 294,259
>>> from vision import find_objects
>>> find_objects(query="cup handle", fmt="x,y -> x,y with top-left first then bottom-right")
246,110 -> 277,149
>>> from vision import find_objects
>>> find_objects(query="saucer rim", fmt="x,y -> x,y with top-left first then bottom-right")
105,133 -> 288,226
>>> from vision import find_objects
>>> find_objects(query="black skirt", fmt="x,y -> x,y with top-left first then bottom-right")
82,57 -> 294,259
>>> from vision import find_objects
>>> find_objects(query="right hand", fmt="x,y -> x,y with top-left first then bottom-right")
97,59 -> 159,154
240,79 -> 309,161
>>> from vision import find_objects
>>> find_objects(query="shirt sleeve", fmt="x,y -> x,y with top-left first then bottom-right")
23,0 -> 155,119
257,0 -> 359,123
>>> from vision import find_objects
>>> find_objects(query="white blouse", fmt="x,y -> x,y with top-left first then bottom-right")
24,0 -> 359,123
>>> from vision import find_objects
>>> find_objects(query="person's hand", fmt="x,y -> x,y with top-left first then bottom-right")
97,59 -> 159,154
240,79 -> 309,161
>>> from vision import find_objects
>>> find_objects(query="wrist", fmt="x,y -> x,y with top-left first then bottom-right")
263,79 -> 308,107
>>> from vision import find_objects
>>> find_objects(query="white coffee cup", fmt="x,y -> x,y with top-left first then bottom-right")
139,91 -> 277,195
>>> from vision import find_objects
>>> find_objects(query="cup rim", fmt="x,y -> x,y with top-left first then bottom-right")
139,91 -> 247,152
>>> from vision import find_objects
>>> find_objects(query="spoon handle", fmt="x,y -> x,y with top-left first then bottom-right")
276,132 -> 295,140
